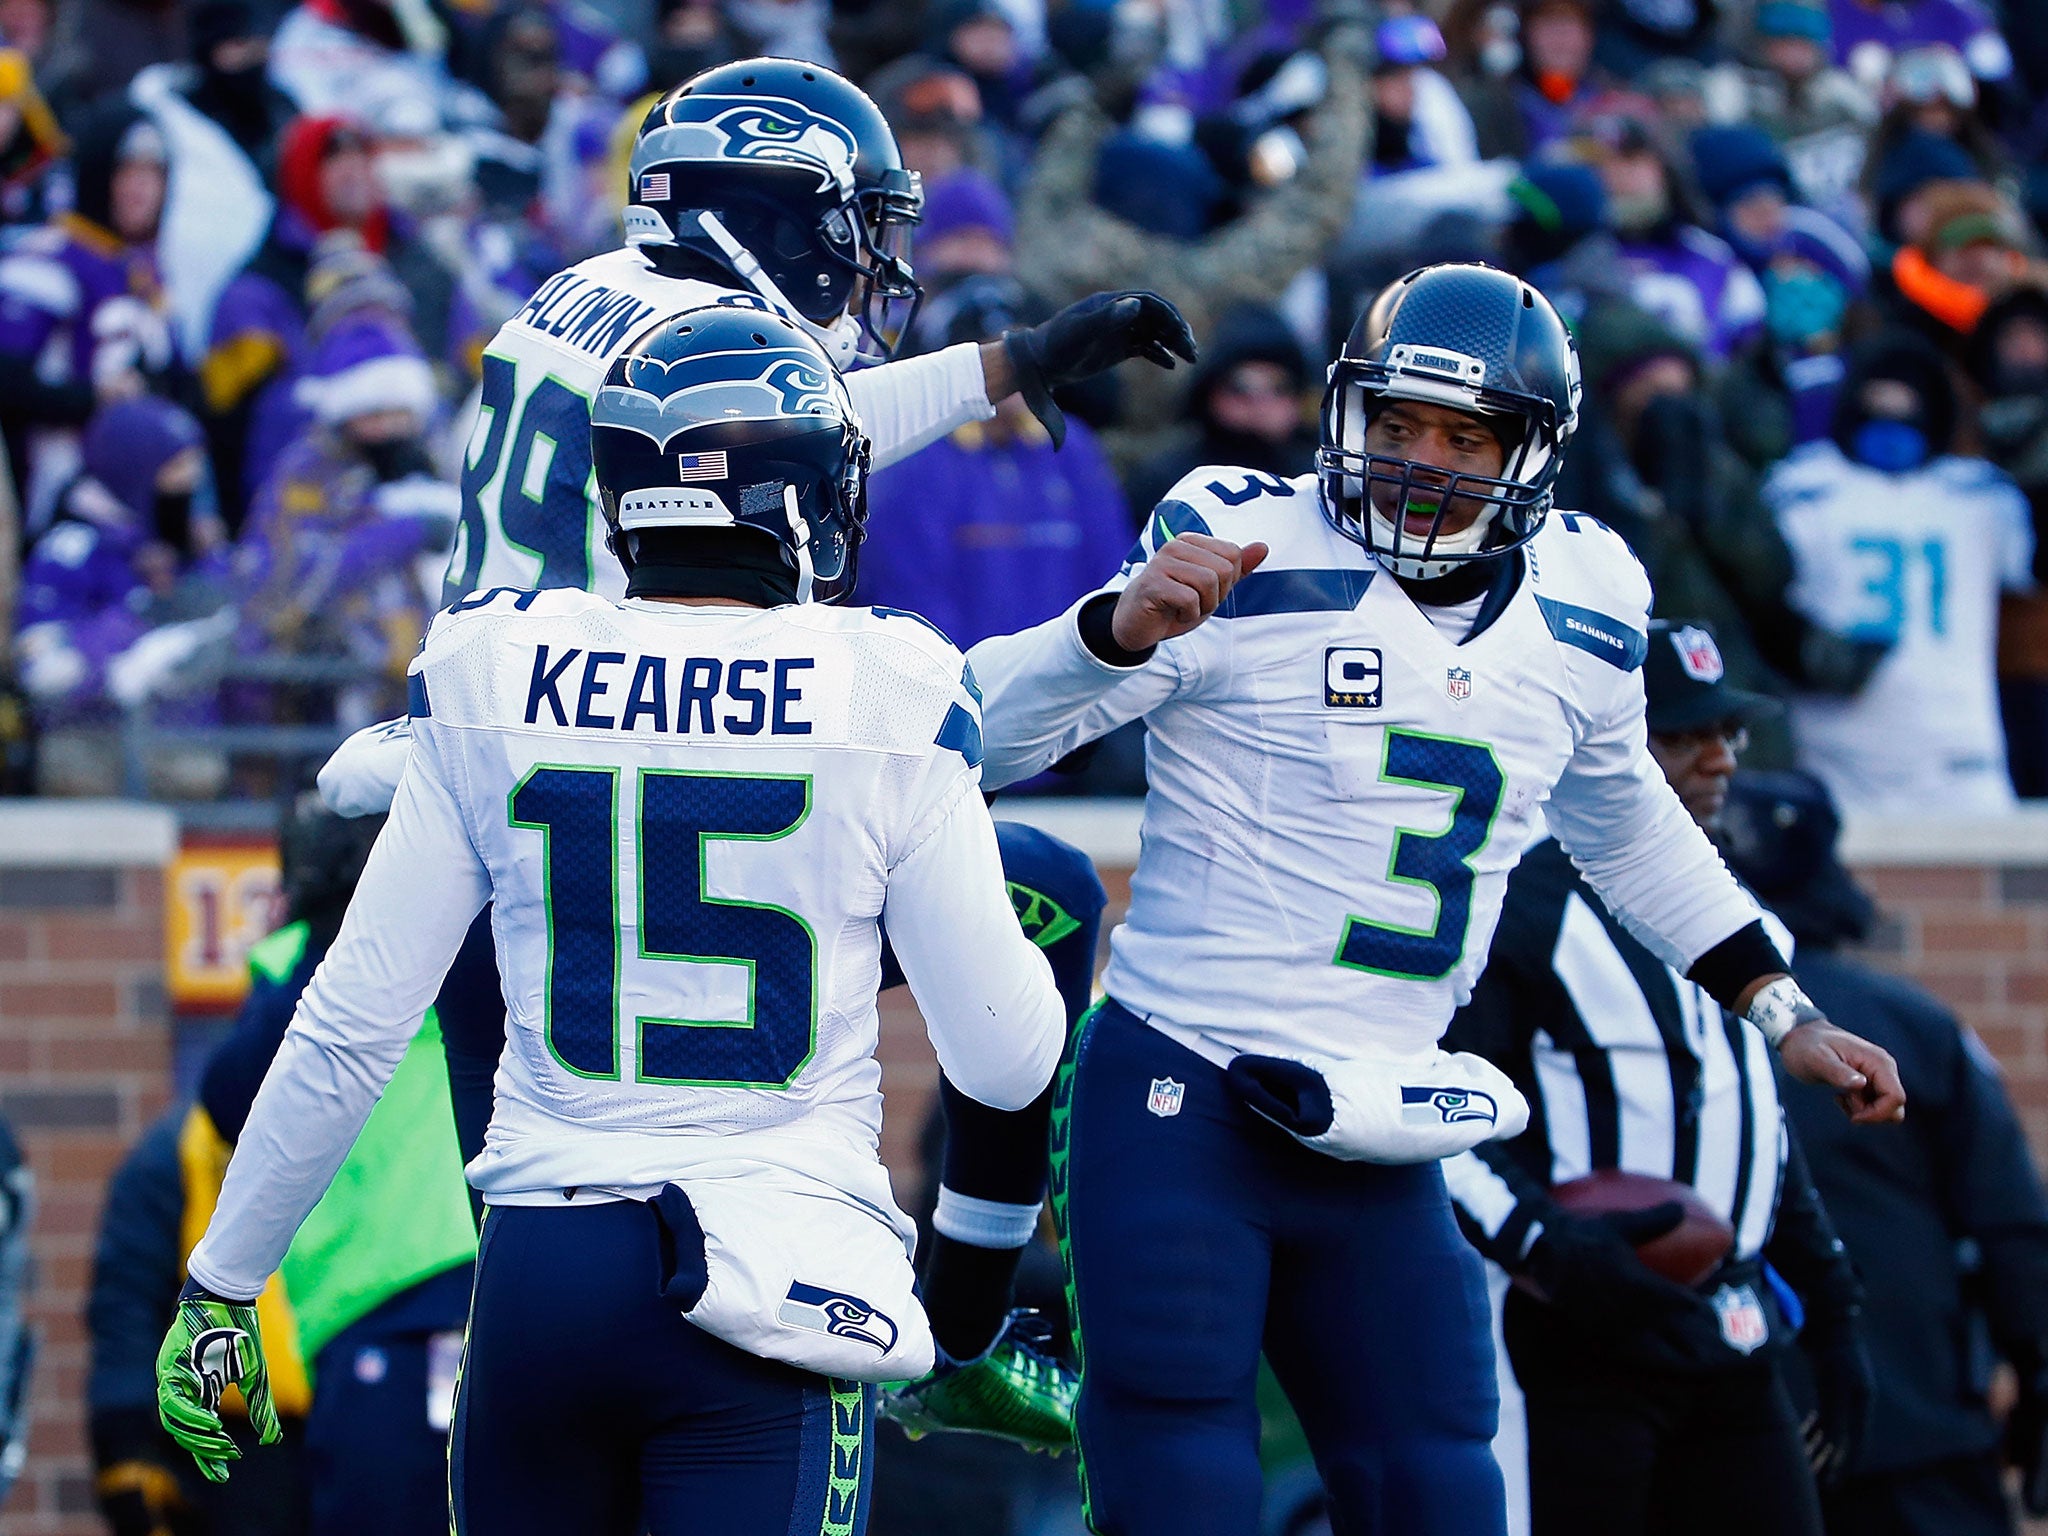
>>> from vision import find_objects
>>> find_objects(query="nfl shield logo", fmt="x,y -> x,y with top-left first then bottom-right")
1445,666 -> 1473,701
1146,1078 -> 1185,1118
1711,1283 -> 1769,1355
1673,625 -> 1725,682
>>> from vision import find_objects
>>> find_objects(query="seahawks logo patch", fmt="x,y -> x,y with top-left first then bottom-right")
190,1325 -> 253,1412
779,1281 -> 899,1354
1400,1086 -> 1497,1126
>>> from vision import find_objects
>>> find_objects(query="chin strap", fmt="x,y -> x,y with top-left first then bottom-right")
783,483 -> 816,603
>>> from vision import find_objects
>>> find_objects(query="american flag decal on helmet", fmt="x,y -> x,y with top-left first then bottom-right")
676,450 -> 728,481
639,170 -> 672,201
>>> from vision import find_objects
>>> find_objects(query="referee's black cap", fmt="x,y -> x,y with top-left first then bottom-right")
1643,619 -> 1783,735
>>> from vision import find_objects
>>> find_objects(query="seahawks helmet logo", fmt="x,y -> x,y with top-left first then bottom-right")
190,1325 -> 253,1412
778,1281 -> 899,1354
1399,1086 -> 1498,1126
632,96 -> 858,198
595,347 -> 840,448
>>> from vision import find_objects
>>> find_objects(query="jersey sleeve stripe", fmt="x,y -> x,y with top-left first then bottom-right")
1120,499 -> 1217,574
1216,567 -> 1375,619
1536,597 -> 1648,671
935,702 -> 984,768
408,673 -> 432,719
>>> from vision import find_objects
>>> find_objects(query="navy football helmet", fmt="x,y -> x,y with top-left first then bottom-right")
1319,264 -> 1581,579
626,58 -> 923,365
591,307 -> 870,601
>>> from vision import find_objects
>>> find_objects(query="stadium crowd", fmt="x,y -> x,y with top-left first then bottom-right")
0,0 -> 2042,807
0,0 -> 2045,1533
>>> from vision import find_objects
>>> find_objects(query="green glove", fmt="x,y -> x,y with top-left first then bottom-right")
155,1286 -> 281,1482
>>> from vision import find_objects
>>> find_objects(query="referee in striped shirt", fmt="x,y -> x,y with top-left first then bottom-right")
1444,619 -> 1873,1536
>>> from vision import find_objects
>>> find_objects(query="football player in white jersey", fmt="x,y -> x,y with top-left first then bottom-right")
1766,334 -> 2034,815
963,263 -> 1906,1536
154,309 -> 1070,1536
443,55 -> 1194,602
323,55 -> 1197,1448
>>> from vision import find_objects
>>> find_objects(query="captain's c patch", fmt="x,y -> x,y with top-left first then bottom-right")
1324,647 -> 1383,708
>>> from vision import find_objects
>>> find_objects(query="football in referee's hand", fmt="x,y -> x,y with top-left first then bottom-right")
1553,1169 -> 1734,1287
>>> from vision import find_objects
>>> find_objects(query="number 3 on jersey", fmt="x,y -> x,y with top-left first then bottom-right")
1333,731 -> 1503,981
510,765 -> 817,1089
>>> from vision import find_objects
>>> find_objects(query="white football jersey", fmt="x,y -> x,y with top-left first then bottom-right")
1768,440 -> 2033,815
970,470 -> 1765,1068
444,246 -> 992,603
188,588 -> 1062,1299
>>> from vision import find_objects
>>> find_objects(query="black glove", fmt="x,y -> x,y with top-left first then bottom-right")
1800,1311 -> 1874,1485
1520,1204 -> 1726,1370
2006,1346 -> 2048,1515
1003,291 -> 1197,447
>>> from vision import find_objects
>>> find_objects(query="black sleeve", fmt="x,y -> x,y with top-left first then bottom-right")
1764,1124 -> 1863,1330
1076,591 -> 1156,667
1685,920 -> 1790,1014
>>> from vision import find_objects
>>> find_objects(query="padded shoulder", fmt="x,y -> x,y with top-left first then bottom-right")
1761,438 -> 1847,497
1526,511 -> 1652,672
418,586 -> 610,660
829,604 -> 970,681
1121,467 -> 1334,578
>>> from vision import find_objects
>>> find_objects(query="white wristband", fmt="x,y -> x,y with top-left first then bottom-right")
1746,976 -> 1823,1048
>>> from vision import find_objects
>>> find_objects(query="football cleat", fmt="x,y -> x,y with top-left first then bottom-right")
881,1309 -> 1077,1454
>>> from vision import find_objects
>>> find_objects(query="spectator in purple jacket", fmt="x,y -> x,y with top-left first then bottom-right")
13,395 -> 231,729
1585,112 -> 1767,362
859,208 -> 1130,652
233,315 -> 454,726
1829,0 -> 2012,96
0,101 -> 178,530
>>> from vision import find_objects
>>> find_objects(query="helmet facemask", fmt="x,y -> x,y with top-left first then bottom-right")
832,171 -> 924,361
1318,359 -> 1563,580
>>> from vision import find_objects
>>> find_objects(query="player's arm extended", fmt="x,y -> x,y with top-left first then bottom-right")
851,293 -> 1196,467
186,728 -> 490,1300
969,593 -> 1183,791
848,344 -> 995,471
970,531 -> 1267,789
884,774 -> 1064,1109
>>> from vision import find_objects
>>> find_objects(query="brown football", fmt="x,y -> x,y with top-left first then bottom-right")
1548,1169 -> 1734,1287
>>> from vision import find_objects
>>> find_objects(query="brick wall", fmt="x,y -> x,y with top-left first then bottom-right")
0,807 -> 176,1536
1850,860 -> 2048,1161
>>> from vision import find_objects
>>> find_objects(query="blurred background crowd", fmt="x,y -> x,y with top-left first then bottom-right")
0,0 -> 2042,811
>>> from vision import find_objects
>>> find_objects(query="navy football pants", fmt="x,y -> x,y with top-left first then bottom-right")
440,822 -> 1105,1211
1054,1002 -> 1505,1536
451,1201 -> 874,1536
